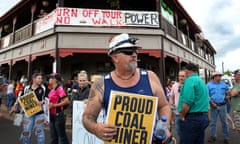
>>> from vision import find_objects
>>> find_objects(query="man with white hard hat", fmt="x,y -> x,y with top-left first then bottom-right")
82,33 -> 172,143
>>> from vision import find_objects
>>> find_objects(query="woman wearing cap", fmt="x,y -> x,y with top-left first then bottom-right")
48,73 -> 70,144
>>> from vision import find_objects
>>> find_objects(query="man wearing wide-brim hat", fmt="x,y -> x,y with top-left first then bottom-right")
207,71 -> 230,144
230,69 -> 240,134
211,71 -> 223,78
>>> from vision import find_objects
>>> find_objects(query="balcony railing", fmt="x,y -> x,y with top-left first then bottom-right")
161,17 -> 177,39
14,24 -> 32,43
161,16 -> 207,57
0,33 -> 13,48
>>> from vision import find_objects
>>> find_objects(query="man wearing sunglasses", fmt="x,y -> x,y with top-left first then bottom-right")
83,33 -> 172,143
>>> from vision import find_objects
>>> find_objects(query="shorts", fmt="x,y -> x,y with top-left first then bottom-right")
233,111 -> 240,131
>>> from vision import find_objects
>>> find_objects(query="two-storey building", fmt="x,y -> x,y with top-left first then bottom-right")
0,0 -> 216,85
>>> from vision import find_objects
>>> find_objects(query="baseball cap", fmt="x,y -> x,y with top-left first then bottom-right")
233,69 -> 240,75
49,73 -> 62,81
185,63 -> 198,72
212,71 -> 223,77
108,33 -> 141,56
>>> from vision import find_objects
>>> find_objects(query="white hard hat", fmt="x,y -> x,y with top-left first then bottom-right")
108,33 -> 141,56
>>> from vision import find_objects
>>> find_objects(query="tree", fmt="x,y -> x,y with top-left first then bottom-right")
224,70 -> 232,76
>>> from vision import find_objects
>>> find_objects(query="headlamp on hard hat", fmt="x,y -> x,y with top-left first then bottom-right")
128,37 -> 139,45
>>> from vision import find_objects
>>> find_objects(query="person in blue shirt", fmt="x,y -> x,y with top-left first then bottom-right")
207,71 -> 230,144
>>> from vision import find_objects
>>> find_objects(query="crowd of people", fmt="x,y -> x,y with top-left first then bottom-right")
0,70 -> 92,144
168,68 -> 240,144
0,33 -> 240,144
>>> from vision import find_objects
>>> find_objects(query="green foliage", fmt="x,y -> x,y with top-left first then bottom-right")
180,19 -> 187,26
224,70 -> 232,76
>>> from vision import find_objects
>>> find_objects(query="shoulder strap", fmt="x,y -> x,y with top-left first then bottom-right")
23,85 -> 31,95
40,84 -> 46,100
140,68 -> 148,75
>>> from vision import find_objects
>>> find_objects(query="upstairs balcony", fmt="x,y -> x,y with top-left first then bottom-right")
0,7 -> 214,65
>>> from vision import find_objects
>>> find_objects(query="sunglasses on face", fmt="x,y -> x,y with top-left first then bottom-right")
116,48 -> 138,55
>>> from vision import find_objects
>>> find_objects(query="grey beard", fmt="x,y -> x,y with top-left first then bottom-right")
128,62 -> 137,72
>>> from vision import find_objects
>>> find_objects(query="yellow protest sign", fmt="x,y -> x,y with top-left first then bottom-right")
18,91 -> 42,117
105,91 -> 158,144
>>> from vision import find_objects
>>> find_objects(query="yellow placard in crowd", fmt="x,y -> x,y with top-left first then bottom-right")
105,91 -> 158,144
18,91 -> 42,117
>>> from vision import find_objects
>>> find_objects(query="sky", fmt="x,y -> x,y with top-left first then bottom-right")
179,0 -> 240,72
0,0 -> 240,72
0,0 -> 20,16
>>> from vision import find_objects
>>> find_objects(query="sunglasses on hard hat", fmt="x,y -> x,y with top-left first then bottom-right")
116,48 -> 138,55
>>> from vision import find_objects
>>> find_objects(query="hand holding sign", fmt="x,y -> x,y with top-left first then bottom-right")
106,91 -> 158,144
94,123 -> 117,141
36,100 -> 44,106
18,91 -> 42,117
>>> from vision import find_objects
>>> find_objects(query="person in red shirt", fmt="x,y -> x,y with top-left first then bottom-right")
15,80 -> 23,97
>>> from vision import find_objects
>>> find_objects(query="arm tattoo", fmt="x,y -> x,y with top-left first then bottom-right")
86,115 -> 97,123
88,77 -> 104,100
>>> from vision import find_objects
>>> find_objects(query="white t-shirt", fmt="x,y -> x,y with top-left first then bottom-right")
170,82 -> 181,114
7,84 -> 14,94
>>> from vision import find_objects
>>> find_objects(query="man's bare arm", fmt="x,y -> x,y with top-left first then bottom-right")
148,71 -> 171,121
169,93 -> 175,106
230,89 -> 239,97
82,76 -> 104,134
148,71 -> 172,142
83,76 -> 117,141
